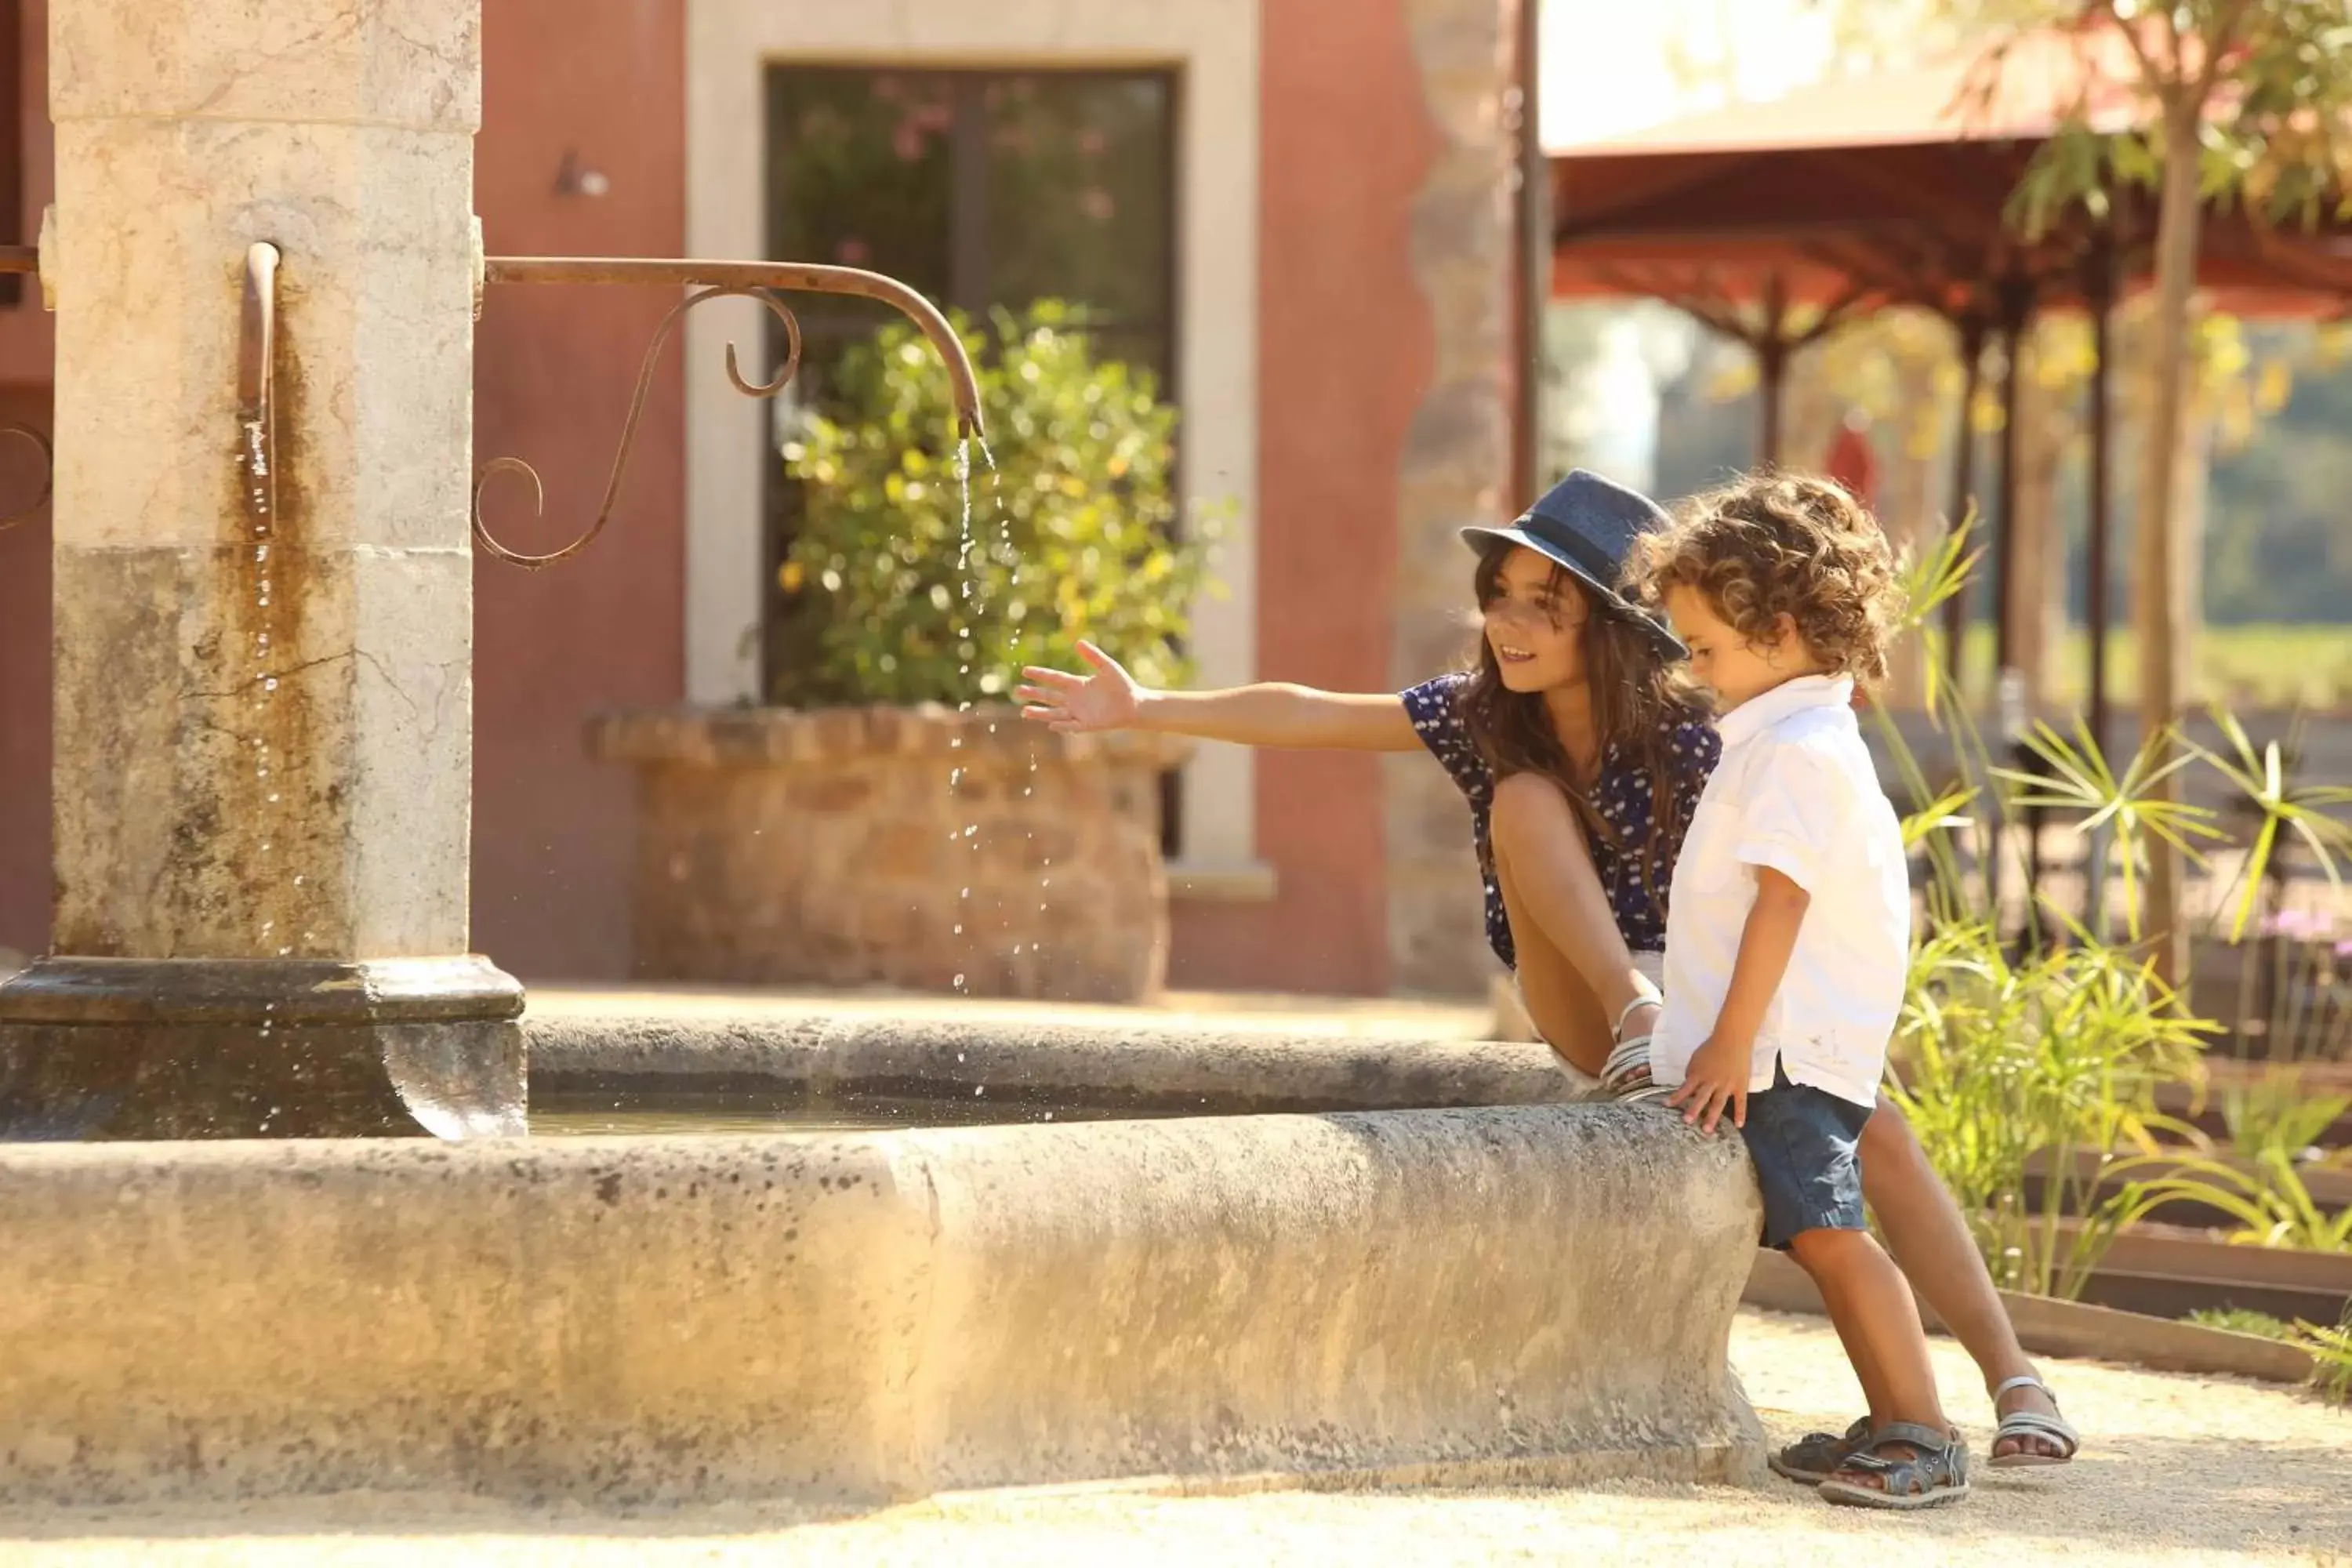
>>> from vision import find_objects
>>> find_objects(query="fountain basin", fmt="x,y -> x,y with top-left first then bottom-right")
0,1105 -> 1764,1504
524,1010 -> 1588,1130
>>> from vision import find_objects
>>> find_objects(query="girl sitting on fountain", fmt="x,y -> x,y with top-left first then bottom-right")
1639,470 -> 1965,1509
1014,467 -> 2078,1475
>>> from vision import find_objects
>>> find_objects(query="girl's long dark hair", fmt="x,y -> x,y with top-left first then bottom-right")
1461,537 -> 1700,915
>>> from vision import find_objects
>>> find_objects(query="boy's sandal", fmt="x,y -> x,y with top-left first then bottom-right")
1817,1422 -> 1971,1512
1987,1374 -> 2079,1469
1768,1417 -> 1872,1486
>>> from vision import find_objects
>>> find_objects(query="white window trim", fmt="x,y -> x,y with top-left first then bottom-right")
685,0 -> 1263,877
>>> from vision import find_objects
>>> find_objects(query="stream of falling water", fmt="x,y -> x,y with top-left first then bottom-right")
949,436 -> 975,996
947,433 -> 1040,1007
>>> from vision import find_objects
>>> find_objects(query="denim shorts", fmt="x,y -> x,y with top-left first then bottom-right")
1739,1062 -> 1875,1250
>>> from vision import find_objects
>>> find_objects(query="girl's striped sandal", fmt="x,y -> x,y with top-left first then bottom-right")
1599,989 -> 1669,1104
1987,1374 -> 2079,1468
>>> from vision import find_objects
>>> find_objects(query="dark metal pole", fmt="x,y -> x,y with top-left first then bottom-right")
2082,235 -> 2120,942
1515,0 -> 1548,504
1940,311 -> 1987,693
1991,274 -> 2034,679
2085,241 -> 2118,762
1758,338 -> 1788,467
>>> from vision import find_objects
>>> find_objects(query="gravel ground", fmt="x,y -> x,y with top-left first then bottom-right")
2,1310 -> 2345,1566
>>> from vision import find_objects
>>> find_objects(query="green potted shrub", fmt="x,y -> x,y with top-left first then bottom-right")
593,304 -> 1210,1002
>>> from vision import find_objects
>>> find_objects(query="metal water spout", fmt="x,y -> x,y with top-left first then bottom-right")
470,255 -> 987,570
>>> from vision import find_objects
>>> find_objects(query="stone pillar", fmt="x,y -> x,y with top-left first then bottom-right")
1387,0 -> 1519,996
0,0 -> 521,1138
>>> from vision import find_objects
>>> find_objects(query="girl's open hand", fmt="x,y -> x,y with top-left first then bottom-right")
1018,641 -> 1144,733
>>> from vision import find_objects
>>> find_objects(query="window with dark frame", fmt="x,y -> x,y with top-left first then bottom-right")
760,66 -> 1185,854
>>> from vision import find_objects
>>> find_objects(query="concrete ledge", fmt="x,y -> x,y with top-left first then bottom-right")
0,1107 -> 1762,1504
524,1011 -> 1594,1117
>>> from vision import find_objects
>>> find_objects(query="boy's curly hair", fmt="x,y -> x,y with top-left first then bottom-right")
1631,471 -> 1904,685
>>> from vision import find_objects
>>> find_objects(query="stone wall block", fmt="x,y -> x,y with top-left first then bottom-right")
51,0 -> 482,131
600,707 -> 1176,1002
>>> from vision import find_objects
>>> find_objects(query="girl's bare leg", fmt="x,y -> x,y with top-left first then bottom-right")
1863,1095 -> 2067,1460
1489,773 -> 1658,1079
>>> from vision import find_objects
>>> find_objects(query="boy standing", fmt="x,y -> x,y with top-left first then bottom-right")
1635,472 -> 1968,1510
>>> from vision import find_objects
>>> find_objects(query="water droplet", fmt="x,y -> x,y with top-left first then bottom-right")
963,826 -> 977,839
278,946 -> 291,956
1044,1111 -> 1054,1121
267,793 -> 278,803
953,924 -> 964,936
292,875 -> 303,887
953,973 -> 967,988
973,1084 -> 985,1098
263,677 -> 278,691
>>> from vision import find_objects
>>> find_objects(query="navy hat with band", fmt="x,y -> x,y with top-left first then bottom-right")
1460,468 -> 1686,660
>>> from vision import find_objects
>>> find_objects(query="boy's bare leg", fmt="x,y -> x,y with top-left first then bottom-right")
1860,1096 -> 2065,1459
1789,1226 -> 1949,1491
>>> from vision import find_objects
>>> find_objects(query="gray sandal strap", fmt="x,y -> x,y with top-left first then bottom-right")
1989,1374 -> 2078,1461
1612,989 -> 1661,1043
1821,1423 -> 1970,1508
1995,1410 -> 2080,1450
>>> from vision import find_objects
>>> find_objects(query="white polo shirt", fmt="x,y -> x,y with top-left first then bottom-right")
1649,674 -> 1909,1109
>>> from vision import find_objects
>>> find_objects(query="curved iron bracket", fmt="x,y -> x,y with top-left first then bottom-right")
473,283 -> 800,571
474,256 -> 984,571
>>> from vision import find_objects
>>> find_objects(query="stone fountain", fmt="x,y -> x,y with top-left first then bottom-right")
0,0 -> 1769,1510
0,2 -> 980,1141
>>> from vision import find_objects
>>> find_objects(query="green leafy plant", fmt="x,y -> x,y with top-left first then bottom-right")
2135,1146 -> 2352,1254
2192,711 -> 2352,943
2220,1067 -> 2352,1162
2189,1308 -> 2352,1404
2306,1312 -> 2352,1405
774,301 -> 1215,707
1886,918 -> 2215,1298
2187,1306 -> 2299,1341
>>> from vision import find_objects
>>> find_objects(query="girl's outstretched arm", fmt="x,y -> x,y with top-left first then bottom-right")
1018,641 -> 1421,752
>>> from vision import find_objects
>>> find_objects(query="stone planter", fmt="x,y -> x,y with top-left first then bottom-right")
588,706 -> 1185,1002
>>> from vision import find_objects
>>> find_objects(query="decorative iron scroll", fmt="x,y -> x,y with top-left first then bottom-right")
475,256 -> 984,571
472,284 -> 800,571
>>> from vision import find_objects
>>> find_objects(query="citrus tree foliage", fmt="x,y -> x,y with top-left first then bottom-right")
776,303 -> 1214,708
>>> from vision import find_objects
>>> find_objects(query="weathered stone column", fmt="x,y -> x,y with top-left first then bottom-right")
0,0 -> 521,1138
1387,0 -> 1519,996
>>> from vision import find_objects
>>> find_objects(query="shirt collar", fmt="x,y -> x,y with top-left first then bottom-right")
1715,673 -> 1854,750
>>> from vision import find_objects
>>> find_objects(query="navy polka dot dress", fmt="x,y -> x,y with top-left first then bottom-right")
1402,671 -> 1720,971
